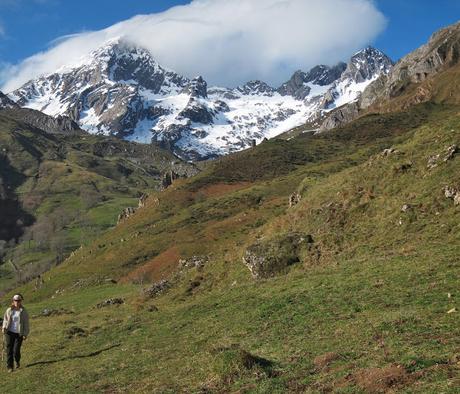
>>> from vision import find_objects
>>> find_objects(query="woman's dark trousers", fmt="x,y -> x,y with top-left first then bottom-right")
4,331 -> 23,369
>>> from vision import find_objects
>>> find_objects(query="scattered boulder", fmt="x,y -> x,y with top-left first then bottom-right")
401,204 -> 413,213
117,207 -> 136,224
161,170 -> 181,189
179,256 -> 209,270
427,154 -> 440,170
380,147 -> 400,157
65,326 -> 87,339
242,232 -> 320,279
443,185 -> 460,205
289,192 -> 302,207
428,144 -> 458,169
443,144 -> 458,162
96,298 -> 124,308
444,185 -> 457,199
41,308 -> 73,317
142,280 -> 171,298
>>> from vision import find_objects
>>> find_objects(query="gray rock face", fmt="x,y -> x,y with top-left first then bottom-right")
237,80 -> 276,96
178,98 -> 214,124
182,76 -> 208,98
277,63 -> 347,100
277,71 -> 311,100
0,91 -> 18,109
319,102 -> 360,130
343,47 -> 393,84
305,63 -> 348,85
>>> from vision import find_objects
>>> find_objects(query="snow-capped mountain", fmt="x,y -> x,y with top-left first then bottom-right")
10,39 -> 393,160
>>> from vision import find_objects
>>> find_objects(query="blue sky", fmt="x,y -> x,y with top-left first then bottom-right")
0,0 -> 459,89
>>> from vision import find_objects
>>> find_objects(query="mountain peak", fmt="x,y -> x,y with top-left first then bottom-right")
238,80 -> 275,96
345,46 -> 393,83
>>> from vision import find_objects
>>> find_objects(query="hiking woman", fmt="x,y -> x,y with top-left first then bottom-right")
2,294 -> 29,372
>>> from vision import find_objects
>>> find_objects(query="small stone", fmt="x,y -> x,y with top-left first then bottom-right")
427,154 -> 440,169
96,298 -> 124,308
289,192 -> 302,207
401,204 -> 412,213
454,193 -> 460,206
444,186 -> 458,199
443,145 -> 458,162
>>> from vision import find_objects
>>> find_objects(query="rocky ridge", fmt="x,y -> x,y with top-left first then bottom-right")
321,21 -> 460,130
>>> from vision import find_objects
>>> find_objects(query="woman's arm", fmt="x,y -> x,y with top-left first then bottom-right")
2,308 -> 10,332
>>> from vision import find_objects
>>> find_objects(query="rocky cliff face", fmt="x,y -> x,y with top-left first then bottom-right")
321,21 -> 460,130
0,91 -> 18,109
10,38 -> 392,160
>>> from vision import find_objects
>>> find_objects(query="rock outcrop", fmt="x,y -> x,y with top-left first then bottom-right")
444,185 -> 460,205
289,192 -> 302,207
117,207 -> 137,224
143,280 -> 171,298
242,233 -> 320,279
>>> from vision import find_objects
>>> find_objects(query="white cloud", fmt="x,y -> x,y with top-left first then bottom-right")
1,0 -> 387,92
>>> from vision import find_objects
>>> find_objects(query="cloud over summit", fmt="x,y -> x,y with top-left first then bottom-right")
2,0 -> 387,92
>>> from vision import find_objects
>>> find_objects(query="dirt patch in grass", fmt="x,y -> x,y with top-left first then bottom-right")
313,352 -> 341,371
201,182 -> 251,198
121,246 -> 181,283
347,364 -> 412,393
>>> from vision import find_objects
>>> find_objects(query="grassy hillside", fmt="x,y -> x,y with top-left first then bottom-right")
0,102 -> 458,392
0,111 -> 196,292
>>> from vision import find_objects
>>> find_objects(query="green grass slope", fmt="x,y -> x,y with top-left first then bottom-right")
0,102 -> 458,392
0,112 -> 196,292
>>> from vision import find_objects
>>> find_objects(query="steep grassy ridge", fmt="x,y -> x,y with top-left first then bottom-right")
1,103 -> 458,392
